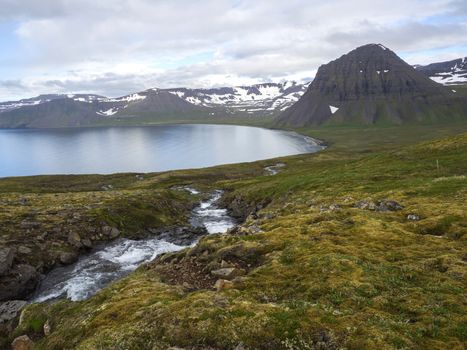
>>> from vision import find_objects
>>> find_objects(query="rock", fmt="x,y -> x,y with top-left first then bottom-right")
247,225 -> 263,234
329,204 -> 340,211
0,247 -> 15,276
43,319 -> 51,336
102,226 -> 120,239
20,220 -> 41,229
101,184 -> 113,191
59,252 -> 78,265
214,279 -> 234,291
407,214 -> 421,221
0,300 -> 27,324
235,343 -> 246,350
211,267 -> 245,280
11,335 -> 33,350
18,198 -> 28,205
0,264 -> 40,302
81,238 -> 93,248
355,199 -> 403,212
152,226 -> 207,246
67,231 -> 82,248
376,200 -> 403,212
17,246 -> 32,255
220,260 -> 233,268
354,200 -> 377,210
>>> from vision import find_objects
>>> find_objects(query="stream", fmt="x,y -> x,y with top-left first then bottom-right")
32,189 -> 236,302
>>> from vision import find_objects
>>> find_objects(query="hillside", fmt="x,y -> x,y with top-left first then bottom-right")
276,44 -> 467,127
1,124 -> 466,349
415,57 -> 467,86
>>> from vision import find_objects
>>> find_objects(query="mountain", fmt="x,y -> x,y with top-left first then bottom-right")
0,89 -> 214,128
0,82 -> 308,128
166,81 -> 308,115
415,57 -> 467,86
275,44 -> 467,127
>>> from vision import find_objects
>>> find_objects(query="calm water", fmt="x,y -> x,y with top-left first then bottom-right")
0,124 -> 321,177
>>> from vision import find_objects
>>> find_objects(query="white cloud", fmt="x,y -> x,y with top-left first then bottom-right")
0,0 -> 466,100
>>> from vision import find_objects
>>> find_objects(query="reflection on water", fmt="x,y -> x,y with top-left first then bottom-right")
0,124 -> 322,177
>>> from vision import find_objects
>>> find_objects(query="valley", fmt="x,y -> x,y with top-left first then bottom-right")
0,43 -> 466,350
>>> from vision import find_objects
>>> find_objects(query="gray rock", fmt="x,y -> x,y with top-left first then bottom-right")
0,264 -> 40,302
20,220 -> 41,229
59,252 -> 78,265
407,214 -> 421,221
355,200 -> 403,212
376,200 -> 403,212
102,226 -> 120,239
81,238 -> 93,248
0,300 -> 27,324
354,200 -> 377,210
211,267 -> 245,280
0,247 -> 15,276
17,246 -> 32,255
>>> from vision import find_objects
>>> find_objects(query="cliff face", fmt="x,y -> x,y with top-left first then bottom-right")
276,44 -> 466,127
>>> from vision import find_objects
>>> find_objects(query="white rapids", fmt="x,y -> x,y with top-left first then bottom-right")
32,190 -> 235,302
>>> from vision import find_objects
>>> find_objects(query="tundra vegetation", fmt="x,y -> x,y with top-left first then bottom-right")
1,123 -> 466,349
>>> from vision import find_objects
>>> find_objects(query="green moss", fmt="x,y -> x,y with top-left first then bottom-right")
4,127 -> 467,349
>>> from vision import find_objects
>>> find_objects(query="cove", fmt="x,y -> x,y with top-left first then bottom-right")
0,124 -> 322,177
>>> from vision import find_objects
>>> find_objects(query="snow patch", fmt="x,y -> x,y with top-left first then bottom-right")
97,108 -> 119,116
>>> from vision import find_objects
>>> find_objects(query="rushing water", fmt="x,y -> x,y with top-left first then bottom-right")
0,124 -> 322,177
32,190 -> 236,302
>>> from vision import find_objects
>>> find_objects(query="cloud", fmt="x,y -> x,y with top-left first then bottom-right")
0,0 -> 466,100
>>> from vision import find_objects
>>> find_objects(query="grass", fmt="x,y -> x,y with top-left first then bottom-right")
1,123 -> 467,349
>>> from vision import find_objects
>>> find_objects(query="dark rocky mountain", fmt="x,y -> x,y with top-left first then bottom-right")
276,44 -> 467,127
415,57 -> 467,86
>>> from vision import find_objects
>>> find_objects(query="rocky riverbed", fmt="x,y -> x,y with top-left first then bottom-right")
32,189 -> 236,302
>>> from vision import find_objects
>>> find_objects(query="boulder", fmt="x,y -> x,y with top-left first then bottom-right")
214,279 -> 234,292
354,200 -> 377,210
0,300 -> 27,324
211,267 -> 245,280
0,248 -> 15,276
81,238 -> 93,248
67,231 -> 82,248
59,252 -> 78,265
0,265 -> 40,301
11,335 -> 33,350
376,200 -> 403,212
102,226 -> 120,239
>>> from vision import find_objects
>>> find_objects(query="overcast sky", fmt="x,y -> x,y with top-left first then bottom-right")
0,0 -> 466,101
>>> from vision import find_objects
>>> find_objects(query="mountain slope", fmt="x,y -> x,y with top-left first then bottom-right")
415,57 -> 467,86
0,82 -> 308,128
166,81 -> 308,115
276,44 -> 467,127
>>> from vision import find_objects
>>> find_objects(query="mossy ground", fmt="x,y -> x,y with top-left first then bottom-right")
2,124 -> 466,349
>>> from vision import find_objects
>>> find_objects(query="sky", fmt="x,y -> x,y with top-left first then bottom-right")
0,0 -> 466,101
